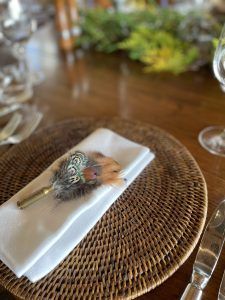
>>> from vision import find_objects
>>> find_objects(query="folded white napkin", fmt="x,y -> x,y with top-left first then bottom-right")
0,128 -> 154,282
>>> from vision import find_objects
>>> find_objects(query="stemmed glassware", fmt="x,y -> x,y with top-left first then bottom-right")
198,23 -> 225,156
1,0 -> 36,45
0,0 -> 43,86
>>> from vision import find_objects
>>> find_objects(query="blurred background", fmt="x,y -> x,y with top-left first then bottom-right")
1,1 -> 225,299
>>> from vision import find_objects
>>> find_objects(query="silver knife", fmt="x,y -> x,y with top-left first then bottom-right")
218,269 -> 225,300
181,199 -> 225,300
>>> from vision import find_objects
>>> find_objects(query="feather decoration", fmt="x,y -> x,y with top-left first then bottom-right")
17,151 -> 124,209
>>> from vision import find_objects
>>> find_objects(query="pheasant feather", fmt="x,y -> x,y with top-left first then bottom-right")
17,151 -> 123,209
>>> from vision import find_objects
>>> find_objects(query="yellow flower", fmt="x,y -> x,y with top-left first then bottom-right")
125,0 -> 149,10
142,47 -> 194,74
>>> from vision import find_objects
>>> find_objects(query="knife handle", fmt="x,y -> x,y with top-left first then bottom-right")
180,283 -> 203,300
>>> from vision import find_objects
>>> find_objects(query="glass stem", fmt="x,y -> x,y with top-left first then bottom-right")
12,43 -> 26,60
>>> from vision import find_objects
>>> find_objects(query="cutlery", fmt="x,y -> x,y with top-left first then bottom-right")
180,199 -> 225,300
218,269 -> 225,300
0,111 -> 43,145
0,112 -> 22,141
4,87 -> 33,105
0,103 -> 22,117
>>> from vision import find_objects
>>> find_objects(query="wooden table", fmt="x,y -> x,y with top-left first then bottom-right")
1,22 -> 225,299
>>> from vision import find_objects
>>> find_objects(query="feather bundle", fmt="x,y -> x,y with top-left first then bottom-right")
17,150 -> 124,209
51,151 -> 123,201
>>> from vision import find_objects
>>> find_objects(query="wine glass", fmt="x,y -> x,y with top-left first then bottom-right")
0,0 -> 44,85
198,23 -> 225,156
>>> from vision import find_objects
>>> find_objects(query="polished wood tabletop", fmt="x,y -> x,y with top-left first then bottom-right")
1,22 -> 225,299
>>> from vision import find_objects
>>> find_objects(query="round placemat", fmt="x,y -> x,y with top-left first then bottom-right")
0,118 -> 207,300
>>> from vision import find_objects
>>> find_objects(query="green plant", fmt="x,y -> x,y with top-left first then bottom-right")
76,6 -> 222,74
77,7 -> 183,53
119,26 -> 199,74
77,9 -> 132,53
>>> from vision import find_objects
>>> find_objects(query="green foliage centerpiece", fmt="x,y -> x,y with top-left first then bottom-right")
77,5 -> 221,74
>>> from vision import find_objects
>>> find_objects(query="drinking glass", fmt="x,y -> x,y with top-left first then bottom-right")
198,24 -> 225,156
1,0 -> 36,52
0,0 -> 43,85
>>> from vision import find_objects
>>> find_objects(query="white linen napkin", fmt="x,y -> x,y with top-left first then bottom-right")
0,128 -> 154,282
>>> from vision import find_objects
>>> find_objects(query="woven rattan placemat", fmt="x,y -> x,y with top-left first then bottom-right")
0,118 -> 207,300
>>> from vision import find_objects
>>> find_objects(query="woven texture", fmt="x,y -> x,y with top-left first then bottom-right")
0,118 -> 207,300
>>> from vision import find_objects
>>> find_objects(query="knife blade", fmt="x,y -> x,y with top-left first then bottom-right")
181,199 -> 225,300
218,269 -> 225,300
